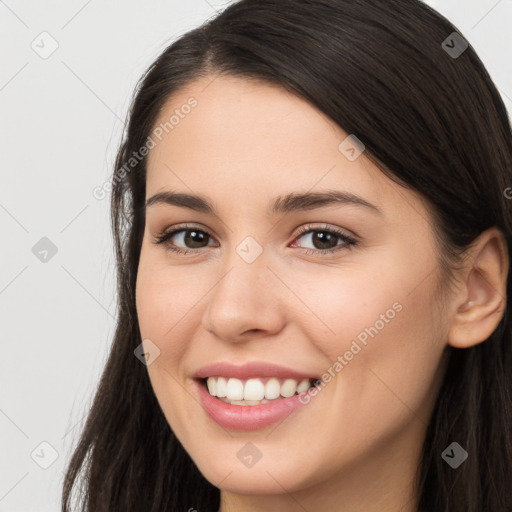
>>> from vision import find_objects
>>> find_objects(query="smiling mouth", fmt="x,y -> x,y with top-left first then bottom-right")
199,376 -> 320,406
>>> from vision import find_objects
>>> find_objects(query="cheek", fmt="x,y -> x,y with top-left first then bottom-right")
290,263 -> 404,345
293,259 -> 444,414
135,259 -> 203,428
135,258 -> 210,367
293,240 -> 441,352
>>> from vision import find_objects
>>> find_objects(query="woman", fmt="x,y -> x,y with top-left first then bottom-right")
61,1 -> 512,511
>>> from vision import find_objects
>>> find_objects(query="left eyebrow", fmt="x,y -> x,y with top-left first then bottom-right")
270,190 -> 382,216
145,189 -> 382,216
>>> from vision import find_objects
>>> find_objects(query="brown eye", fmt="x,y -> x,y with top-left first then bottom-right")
154,225 -> 218,254
290,224 -> 357,255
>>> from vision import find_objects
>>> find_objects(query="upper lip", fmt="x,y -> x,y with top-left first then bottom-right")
193,361 -> 319,381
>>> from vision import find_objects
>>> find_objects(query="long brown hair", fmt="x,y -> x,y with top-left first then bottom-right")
62,1 -> 512,510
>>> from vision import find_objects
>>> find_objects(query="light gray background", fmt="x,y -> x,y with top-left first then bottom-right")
1,1 -> 511,510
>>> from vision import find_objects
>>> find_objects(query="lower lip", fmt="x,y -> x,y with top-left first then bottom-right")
194,379 -> 313,431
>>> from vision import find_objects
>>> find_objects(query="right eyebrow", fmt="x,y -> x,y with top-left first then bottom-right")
145,191 -> 214,214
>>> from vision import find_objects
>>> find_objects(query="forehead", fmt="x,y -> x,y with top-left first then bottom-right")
145,75 -> 426,222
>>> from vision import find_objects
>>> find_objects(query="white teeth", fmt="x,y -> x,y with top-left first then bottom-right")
244,378 -> 265,400
280,379 -> 298,397
265,378 -> 281,400
206,377 -> 216,396
216,377 -> 227,398
226,378 -> 244,400
296,379 -> 311,393
205,376 -> 313,402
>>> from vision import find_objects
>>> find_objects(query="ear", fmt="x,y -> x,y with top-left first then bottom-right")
448,227 -> 509,349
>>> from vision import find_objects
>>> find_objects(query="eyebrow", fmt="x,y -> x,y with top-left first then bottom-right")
145,190 -> 382,216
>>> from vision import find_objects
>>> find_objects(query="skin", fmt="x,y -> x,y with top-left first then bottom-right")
135,75 -> 508,512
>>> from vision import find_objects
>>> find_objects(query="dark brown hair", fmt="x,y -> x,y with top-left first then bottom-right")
62,1 -> 512,510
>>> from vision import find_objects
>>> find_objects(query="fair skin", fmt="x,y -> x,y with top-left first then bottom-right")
135,75 -> 508,512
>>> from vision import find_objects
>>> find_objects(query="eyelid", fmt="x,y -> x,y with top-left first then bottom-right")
292,223 -> 356,240
155,222 -> 354,239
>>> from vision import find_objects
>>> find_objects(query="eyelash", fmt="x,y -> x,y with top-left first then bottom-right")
153,223 -> 357,256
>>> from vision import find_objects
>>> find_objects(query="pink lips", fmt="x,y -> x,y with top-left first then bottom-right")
193,361 -> 319,381
192,361 -> 320,430
194,378 -> 313,431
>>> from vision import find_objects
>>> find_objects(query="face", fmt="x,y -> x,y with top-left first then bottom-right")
136,75 -> 450,500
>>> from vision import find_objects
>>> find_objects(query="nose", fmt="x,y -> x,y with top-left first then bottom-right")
201,250 -> 286,341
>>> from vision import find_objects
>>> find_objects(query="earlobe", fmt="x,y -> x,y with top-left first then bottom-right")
447,227 -> 509,349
